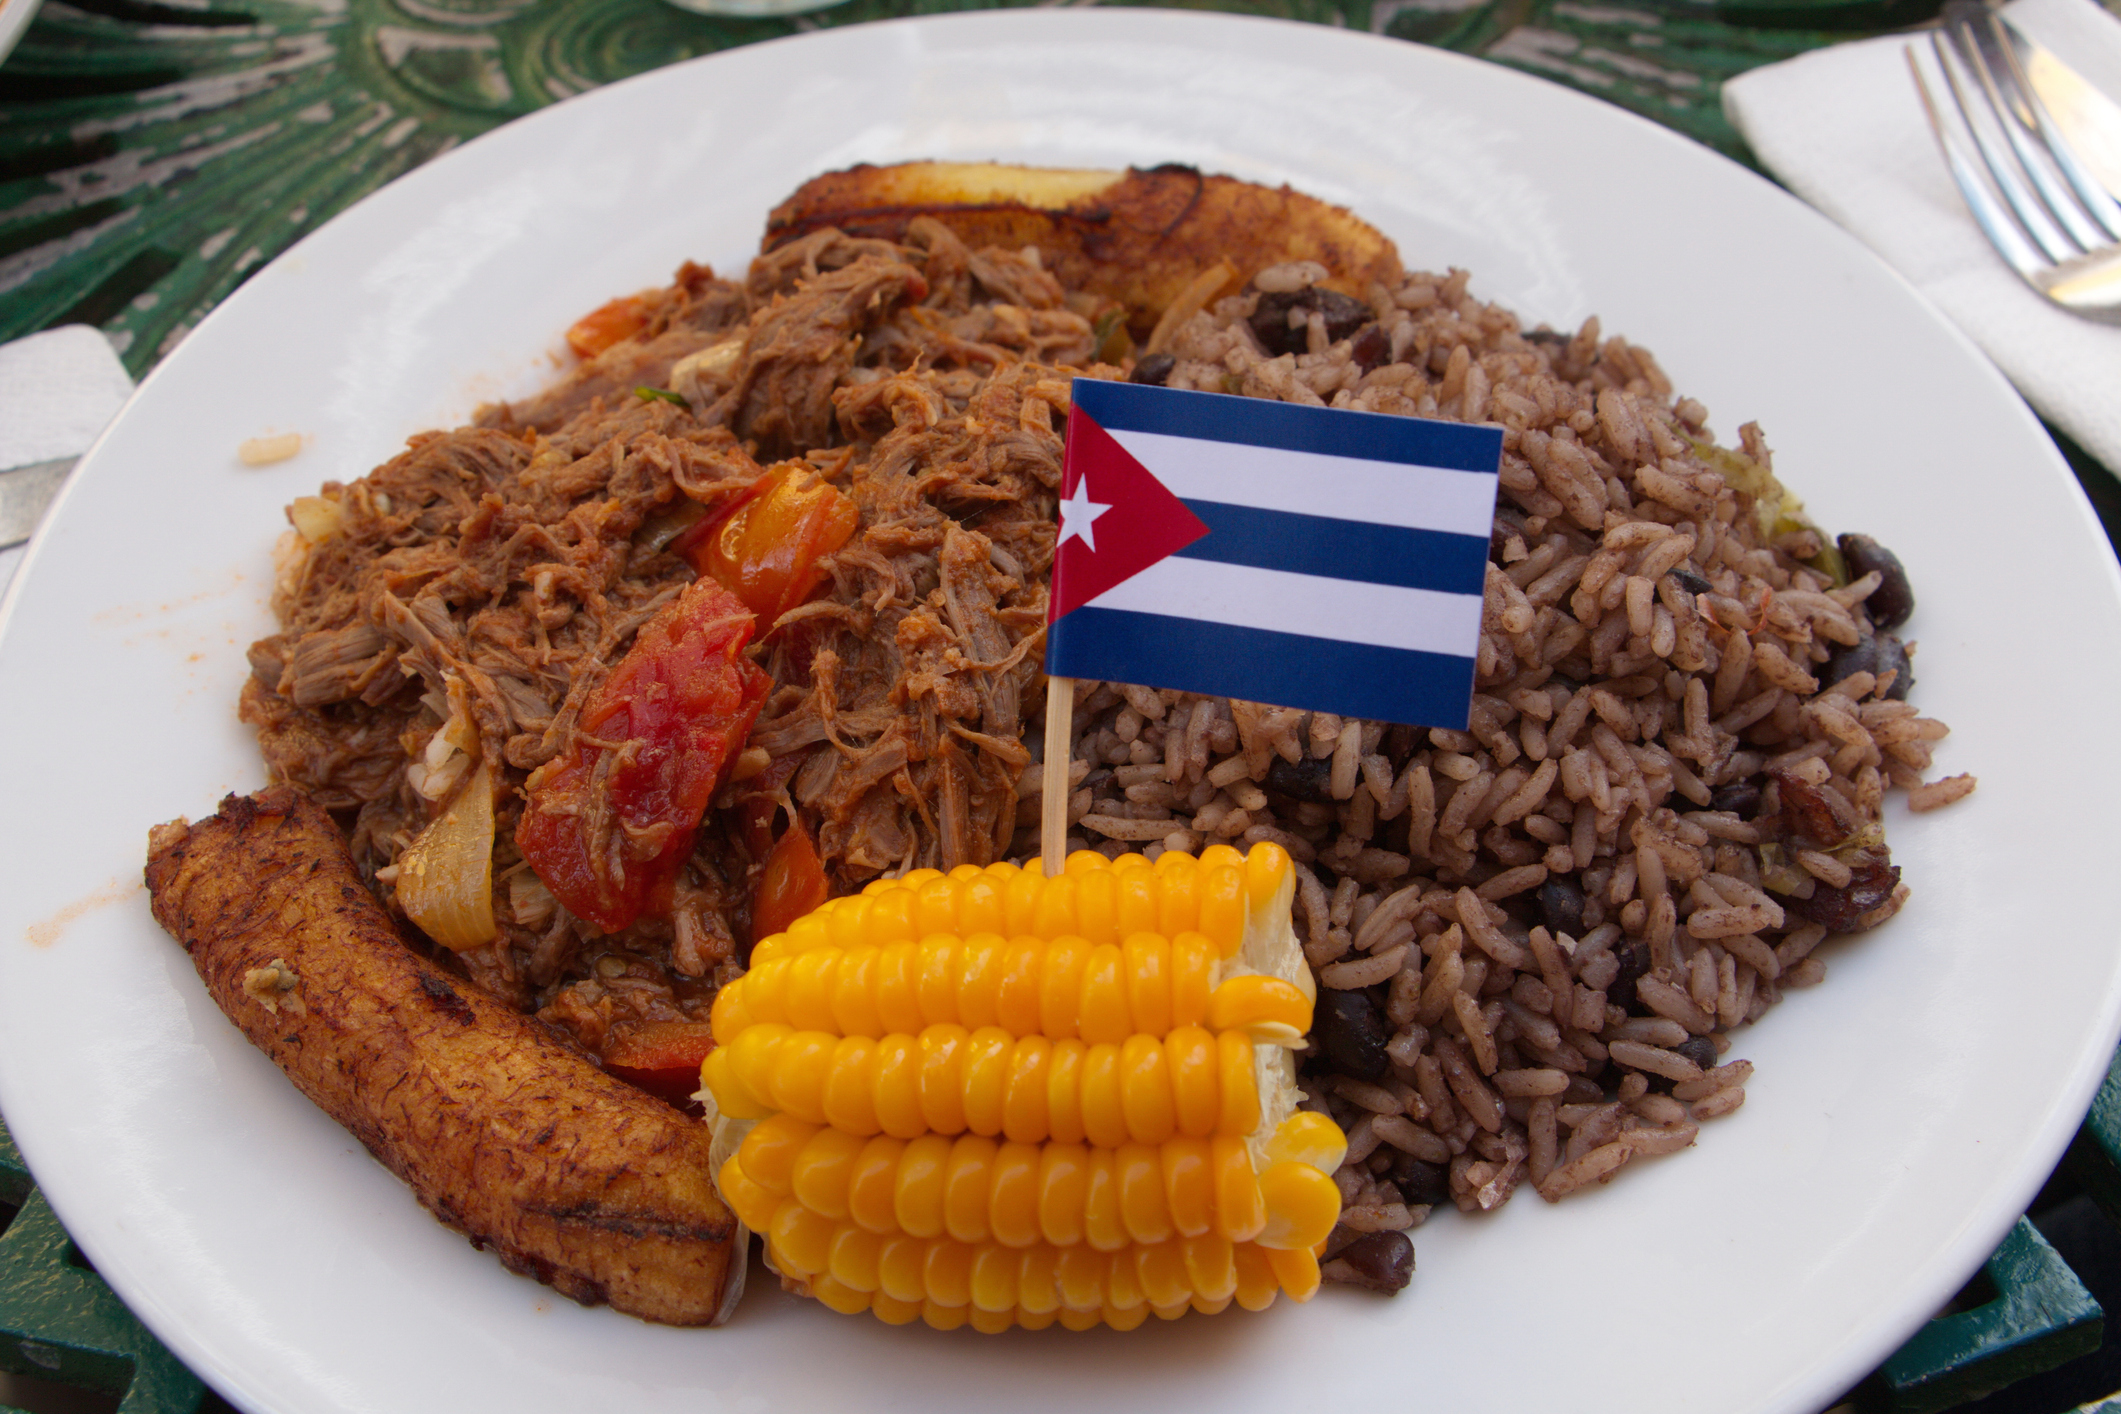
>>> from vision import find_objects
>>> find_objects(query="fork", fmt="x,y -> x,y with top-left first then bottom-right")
1907,2 -> 2121,322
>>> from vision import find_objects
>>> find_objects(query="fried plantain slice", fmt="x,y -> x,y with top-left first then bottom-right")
145,786 -> 741,1326
763,161 -> 1404,336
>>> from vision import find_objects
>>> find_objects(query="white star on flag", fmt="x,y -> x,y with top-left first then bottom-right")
1056,476 -> 1112,553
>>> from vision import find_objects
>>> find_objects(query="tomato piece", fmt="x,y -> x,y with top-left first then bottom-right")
565,292 -> 655,359
602,1020 -> 718,1106
684,464 -> 859,627
753,821 -> 829,947
515,579 -> 770,933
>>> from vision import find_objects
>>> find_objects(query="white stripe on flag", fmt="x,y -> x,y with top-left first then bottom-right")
1106,428 -> 1499,538
1083,555 -> 1485,658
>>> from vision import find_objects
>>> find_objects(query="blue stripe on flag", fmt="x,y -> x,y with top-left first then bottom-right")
1177,500 -> 1490,595
1047,607 -> 1477,730
1072,378 -> 1502,474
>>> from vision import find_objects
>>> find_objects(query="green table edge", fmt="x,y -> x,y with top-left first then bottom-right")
3,1076 -> 2119,1414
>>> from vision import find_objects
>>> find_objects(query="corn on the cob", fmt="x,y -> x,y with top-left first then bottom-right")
701,843 -> 1345,1332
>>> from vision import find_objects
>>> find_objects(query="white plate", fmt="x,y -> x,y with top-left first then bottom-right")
2,12 -> 2118,1414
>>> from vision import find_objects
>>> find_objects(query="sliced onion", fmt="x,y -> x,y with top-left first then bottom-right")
669,331 -> 746,407
408,681 -> 479,801
396,762 -> 498,951
287,495 -> 343,543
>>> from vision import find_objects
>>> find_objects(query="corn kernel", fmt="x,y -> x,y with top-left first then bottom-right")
956,934 -> 1005,1029
792,1126 -> 865,1219
1254,1160 -> 1341,1251
943,1135 -> 997,1243
871,1292 -> 922,1325
925,1237 -> 974,1307
1265,1243 -> 1321,1302
922,1298 -> 967,1332
969,1243 -> 1018,1312
1075,868 -> 1120,948
828,1225 -> 883,1291
1206,974 -> 1312,1044
1018,1245 -> 1062,1315
988,1141 -> 1042,1248
738,1113 -> 815,1194
877,1233 -> 926,1302
848,1137 -> 902,1234
812,1275 -> 872,1315
1264,1111 -> 1350,1173
770,1198 -> 834,1275
894,1134 -> 951,1238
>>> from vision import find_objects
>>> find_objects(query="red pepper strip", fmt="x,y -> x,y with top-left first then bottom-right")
516,579 -> 769,933
564,292 -> 655,359
752,821 -> 830,948
601,1020 -> 718,1108
684,463 -> 859,628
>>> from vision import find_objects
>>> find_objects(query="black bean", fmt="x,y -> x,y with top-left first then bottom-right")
1838,533 -> 1915,629
1667,566 -> 1713,597
1387,1153 -> 1451,1207
1249,292 -> 1307,356
1330,1230 -> 1414,1295
1264,754 -> 1334,803
1708,781 -> 1763,818
1349,322 -> 1390,372
1675,1036 -> 1719,1071
1313,289 -> 1371,344
1523,328 -> 1568,346
1321,1223 -> 1362,1261
1823,632 -> 1914,701
1315,989 -> 1391,1081
1787,850 -> 1903,933
1498,891 -> 1545,931
1247,287 -> 1372,356
1129,352 -> 1174,386
1490,507 -> 1528,561
1608,939 -> 1651,1012
1538,876 -> 1586,939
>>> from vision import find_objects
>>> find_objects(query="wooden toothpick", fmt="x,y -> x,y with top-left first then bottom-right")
1041,675 -> 1074,877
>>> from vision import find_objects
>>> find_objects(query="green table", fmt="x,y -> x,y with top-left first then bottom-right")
4,0 -> 1920,379
6,0 -> 2121,1410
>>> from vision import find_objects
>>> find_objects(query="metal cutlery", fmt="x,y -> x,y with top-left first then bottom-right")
1997,12 -> 2121,203
1908,1 -> 2121,322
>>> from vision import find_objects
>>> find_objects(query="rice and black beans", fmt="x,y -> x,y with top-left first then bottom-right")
1061,260 -> 1969,1292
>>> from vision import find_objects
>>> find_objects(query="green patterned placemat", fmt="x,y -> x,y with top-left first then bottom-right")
0,0 -> 1930,377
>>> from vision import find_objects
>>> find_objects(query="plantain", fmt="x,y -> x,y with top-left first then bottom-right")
145,787 -> 743,1326
763,161 -> 1404,337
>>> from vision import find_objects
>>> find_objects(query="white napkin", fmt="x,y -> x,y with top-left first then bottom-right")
0,325 -> 134,598
1723,0 -> 2121,474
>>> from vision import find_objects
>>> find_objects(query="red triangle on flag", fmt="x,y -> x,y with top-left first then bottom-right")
1049,402 -> 1211,623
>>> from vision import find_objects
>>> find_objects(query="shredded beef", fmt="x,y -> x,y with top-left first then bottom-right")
244,222 -> 1104,1054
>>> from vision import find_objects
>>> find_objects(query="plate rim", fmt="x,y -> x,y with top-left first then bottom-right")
3,11 -> 2118,1414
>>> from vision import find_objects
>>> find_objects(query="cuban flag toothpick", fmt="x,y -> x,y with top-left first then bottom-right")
1046,378 -> 1505,733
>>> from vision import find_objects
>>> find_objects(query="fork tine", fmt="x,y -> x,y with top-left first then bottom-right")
1948,7 -> 2114,253
1907,45 -> 2053,284
1993,15 -> 2121,244
1931,29 -> 2080,263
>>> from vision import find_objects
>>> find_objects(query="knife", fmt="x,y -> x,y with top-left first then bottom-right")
2003,14 -> 2121,203
0,458 -> 73,552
